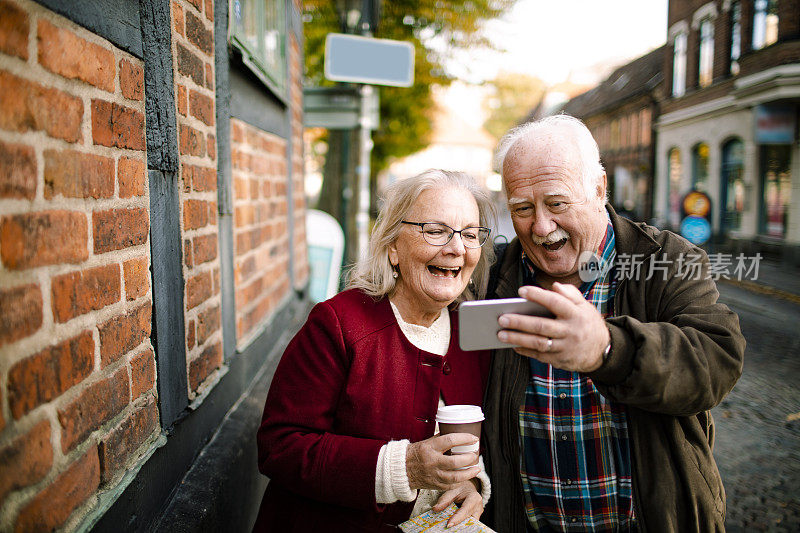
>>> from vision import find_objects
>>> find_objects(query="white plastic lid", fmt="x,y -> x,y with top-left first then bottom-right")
435,405 -> 484,424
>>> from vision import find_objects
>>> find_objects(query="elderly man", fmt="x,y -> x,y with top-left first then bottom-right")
482,115 -> 745,532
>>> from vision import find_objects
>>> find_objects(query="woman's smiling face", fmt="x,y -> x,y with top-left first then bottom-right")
389,186 -> 482,324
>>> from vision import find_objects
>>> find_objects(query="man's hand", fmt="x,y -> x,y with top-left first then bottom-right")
432,479 -> 483,527
497,283 -> 610,372
406,434 -> 481,491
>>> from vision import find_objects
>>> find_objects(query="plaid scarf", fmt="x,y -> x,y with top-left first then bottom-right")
518,221 -> 636,532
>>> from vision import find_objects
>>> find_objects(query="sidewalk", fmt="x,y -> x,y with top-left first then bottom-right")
717,256 -> 800,304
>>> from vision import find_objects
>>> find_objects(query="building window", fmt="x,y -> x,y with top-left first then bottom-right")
640,108 -> 651,146
668,148 -> 683,229
760,145 -> 792,237
730,0 -> 741,75
752,0 -> 778,50
698,19 -> 714,87
630,111 -> 639,147
721,138 -> 745,233
673,32 -> 687,97
231,0 -> 287,94
620,115 -> 628,148
692,142 -> 710,192
597,124 -> 607,151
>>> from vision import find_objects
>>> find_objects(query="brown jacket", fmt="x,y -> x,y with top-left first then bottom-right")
482,206 -> 745,532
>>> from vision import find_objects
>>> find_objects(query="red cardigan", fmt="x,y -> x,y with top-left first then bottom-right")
253,289 -> 489,532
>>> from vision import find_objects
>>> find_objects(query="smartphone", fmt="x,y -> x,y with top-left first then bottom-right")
458,298 -> 553,351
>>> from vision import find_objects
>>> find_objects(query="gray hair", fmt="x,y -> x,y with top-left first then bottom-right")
347,169 -> 496,300
493,114 -> 607,202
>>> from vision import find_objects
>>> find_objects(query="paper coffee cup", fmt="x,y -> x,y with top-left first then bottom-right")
435,405 -> 484,454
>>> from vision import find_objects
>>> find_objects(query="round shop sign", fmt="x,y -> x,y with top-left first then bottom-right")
680,215 -> 712,245
683,190 -> 711,218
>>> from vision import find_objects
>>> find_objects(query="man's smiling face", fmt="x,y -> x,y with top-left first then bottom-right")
503,132 -> 608,285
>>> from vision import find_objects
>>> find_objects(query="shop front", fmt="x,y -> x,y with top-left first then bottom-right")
656,100 -> 800,265
720,138 -> 745,235
754,105 -> 796,241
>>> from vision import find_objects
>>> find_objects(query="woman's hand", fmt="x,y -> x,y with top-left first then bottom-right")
433,479 -> 483,527
406,433 -> 480,491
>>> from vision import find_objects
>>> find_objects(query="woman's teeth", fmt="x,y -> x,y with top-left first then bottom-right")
428,266 -> 460,277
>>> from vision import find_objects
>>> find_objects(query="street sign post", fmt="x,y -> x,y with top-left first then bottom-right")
324,33 -> 414,87
303,86 -> 379,130
317,32 -> 415,261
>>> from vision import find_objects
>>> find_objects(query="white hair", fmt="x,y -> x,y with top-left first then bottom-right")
347,169 -> 496,300
493,114 -> 607,202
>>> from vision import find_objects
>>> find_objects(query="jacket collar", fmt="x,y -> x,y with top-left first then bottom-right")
494,204 -> 662,299
606,204 -> 661,258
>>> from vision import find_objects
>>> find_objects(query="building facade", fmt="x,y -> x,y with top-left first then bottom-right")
655,0 -> 800,262
0,0 -> 308,530
558,47 -> 665,223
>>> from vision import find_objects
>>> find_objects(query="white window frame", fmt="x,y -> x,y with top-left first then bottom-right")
672,31 -> 688,97
230,0 -> 287,99
728,0 -> 741,75
752,0 -> 778,50
691,2 -> 718,28
698,18 -> 714,87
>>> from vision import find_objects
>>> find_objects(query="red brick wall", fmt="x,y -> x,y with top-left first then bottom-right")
230,119 -> 291,344
686,17 -> 700,90
740,0 -> 754,53
713,5 -> 731,81
289,33 -> 308,290
0,0 -> 157,529
739,38 -> 800,74
778,0 -> 800,40
668,0 -> 704,27
1,0 -> 308,527
662,78 -> 735,113
171,0 -> 223,395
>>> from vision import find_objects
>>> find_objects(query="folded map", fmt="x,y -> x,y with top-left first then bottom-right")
399,503 -> 496,533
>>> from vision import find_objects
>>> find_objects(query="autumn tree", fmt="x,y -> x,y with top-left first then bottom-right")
303,0 -> 515,263
483,71 -> 546,140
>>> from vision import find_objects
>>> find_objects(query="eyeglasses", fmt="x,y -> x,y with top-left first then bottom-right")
400,221 -> 491,248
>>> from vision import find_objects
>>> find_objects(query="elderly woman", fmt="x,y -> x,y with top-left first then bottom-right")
253,170 -> 496,532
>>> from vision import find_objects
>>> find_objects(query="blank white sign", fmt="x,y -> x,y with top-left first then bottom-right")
325,33 -> 414,87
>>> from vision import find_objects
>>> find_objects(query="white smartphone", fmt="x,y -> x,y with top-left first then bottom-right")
458,298 -> 553,351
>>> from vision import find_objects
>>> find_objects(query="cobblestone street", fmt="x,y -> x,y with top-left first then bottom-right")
714,283 -> 800,532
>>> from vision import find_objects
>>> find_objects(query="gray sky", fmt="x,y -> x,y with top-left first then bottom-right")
450,0 -> 669,85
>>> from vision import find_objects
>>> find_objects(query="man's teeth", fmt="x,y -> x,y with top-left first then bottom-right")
542,238 -> 568,251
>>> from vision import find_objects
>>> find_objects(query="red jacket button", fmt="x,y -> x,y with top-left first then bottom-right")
442,362 -> 451,375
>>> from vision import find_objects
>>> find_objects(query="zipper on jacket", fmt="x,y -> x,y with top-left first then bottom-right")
507,361 -> 521,464
626,410 -> 647,533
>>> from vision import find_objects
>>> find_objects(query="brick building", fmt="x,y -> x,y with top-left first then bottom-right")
654,0 -> 800,262
557,46 -> 666,222
0,0 -> 308,530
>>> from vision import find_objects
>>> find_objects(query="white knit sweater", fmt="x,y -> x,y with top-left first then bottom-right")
373,301 -> 491,516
